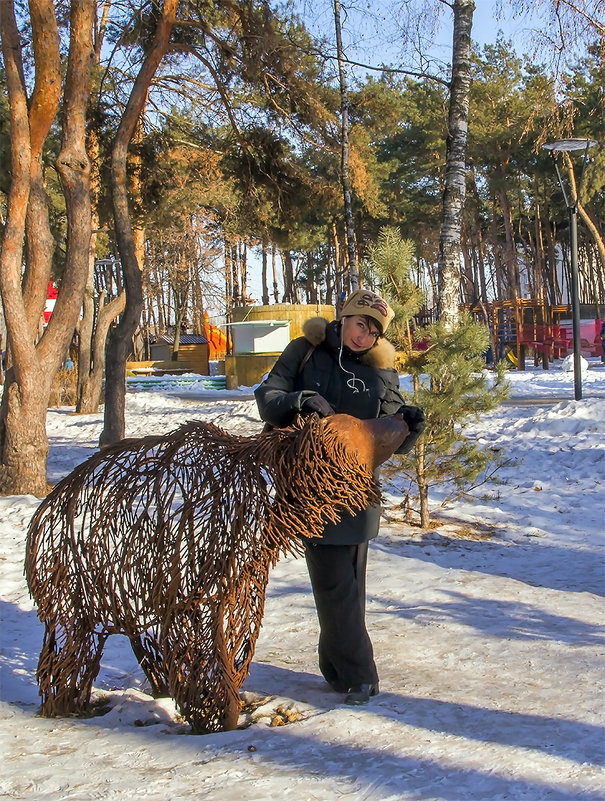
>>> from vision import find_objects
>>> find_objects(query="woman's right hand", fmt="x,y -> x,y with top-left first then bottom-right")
301,394 -> 335,418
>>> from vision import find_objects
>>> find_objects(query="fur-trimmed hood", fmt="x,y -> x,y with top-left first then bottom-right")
303,317 -> 397,371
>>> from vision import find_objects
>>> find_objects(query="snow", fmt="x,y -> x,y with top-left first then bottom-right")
1,360 -> 604,801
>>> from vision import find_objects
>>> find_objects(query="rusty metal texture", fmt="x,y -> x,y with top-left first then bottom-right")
25,415 -> 382,733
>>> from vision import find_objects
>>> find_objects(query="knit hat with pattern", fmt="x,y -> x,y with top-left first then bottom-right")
339,289 -> 395,334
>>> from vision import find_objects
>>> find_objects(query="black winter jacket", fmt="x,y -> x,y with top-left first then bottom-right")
254,318 -> 406,545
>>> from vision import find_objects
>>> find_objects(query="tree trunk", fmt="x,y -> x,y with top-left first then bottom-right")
23,160 -> 55,330
540,197 -> 560,304
416,439 -> 430,528
533,183 -> 548,300
240,240 -> 248,303
325,224 -> 334,306
437,0 -> 475,329
498,186 -> 521,297
563,152 -> 605,269
261,240 -> 269,305
225,238 -> 233,314
0,376 -> 52,495
230,242 -> 240,307
271,245 -> 279,303
100,0 -> 178,447
22,0 -> 68,331
172,282 -> 187,360
0,0 -> 93,496
77,0 -> 113,411
0,3 -> 35,393
283,251 -> 295,302
333,0 -> 359,291
76,223 -> 96,411
191,268 -> 203,336
78,290 -> 125,414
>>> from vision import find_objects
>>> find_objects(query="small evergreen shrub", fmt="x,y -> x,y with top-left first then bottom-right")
365,226 -> 510,527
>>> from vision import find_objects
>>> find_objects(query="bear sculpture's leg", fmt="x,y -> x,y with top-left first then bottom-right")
37,621 -> 107,717
161,604 -> 242,734
129,631 -> 170,697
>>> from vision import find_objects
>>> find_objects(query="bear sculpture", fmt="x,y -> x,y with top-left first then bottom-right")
25,413 -> 407,733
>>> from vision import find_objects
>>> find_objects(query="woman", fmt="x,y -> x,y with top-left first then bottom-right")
254,289 -> 425,705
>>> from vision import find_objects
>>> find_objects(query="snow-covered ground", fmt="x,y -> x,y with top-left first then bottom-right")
1,359 -> 604,801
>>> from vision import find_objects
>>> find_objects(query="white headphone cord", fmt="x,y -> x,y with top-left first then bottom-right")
338,336 -> 367,394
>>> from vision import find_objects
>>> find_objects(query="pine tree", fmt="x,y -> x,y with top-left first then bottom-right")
404,318 -> 510,527
366,227 -> 510,528
363,227 -> 424,358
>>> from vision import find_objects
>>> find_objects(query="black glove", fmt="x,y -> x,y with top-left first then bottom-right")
396,404 -> 426,454
398,404 -> 425,434
301,394 -> 335,418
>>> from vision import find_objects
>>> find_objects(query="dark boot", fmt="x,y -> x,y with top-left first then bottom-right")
344,683 -> 379,706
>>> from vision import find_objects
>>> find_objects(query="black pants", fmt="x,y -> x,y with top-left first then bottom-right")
304,542 -> 378,691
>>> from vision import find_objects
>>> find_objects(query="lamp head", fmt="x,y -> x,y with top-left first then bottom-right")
542,138 -> 597,152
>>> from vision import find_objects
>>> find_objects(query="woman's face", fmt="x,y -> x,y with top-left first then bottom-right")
341,315 -> 381,352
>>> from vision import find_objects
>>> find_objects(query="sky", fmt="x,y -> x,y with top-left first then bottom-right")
1,355 -> 604,800
294,0 -> 546,76
238,0 -> 558,311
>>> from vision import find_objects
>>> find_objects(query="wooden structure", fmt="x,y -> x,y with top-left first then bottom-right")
127,333 -> 210,376
225,304 -> 335,387
468,298 -> 603,369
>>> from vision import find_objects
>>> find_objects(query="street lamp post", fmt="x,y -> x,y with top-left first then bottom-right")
542,138 -> 597,401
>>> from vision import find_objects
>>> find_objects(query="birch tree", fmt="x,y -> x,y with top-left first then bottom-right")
437,0 -> 475,327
